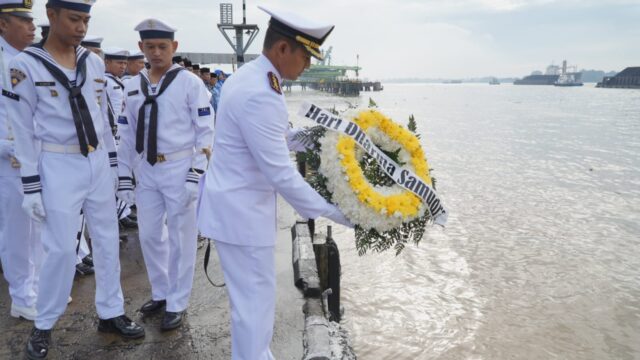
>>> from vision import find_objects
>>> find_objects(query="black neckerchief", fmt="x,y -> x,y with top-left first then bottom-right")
136,67 -> 183,165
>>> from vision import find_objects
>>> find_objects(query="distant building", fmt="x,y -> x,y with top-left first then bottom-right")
597,67 -> 640,89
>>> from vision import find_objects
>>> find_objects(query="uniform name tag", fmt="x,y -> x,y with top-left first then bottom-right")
117,116 -> 128,125
35,81 -> 56,87
128,90 -> 139,96
2,89 -> 19,101
113,86 -> 121,89
198,107 -> 211,117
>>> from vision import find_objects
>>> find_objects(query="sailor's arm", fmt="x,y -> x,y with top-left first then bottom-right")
188,76 -> 215,176
4,60 -> 41,192
239,95 -> 351,226
99,75 -> 118,169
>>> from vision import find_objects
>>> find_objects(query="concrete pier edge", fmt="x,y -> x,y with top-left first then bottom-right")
292,221 -> 357,360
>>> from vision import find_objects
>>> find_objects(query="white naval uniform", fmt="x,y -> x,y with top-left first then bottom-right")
118,64 -> 214,312
5,46 -> 125,330
0,35 -> 43,310
197,55 -> 349,360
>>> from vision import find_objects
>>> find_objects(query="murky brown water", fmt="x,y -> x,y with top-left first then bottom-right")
287,84 -> 640,360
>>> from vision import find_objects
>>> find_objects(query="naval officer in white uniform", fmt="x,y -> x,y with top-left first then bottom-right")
198,6 -> 352,359
117,18 -> 214,331
0,0 -> 43,322
5,1 -> 145,358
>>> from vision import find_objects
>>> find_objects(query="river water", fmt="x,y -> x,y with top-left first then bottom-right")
285,83 -> 640,360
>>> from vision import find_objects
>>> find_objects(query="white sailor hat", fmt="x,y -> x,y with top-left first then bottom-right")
0,0 -> 34,19
258,5 -> 334,60
103,47 -> 129,61
37,19 -> 50,29
46,0 -> 95,13
127,51 -> 145,61
81,35 -> 102,48
134,18 -> 177,41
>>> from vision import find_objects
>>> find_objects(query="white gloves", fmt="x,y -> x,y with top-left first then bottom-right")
111,167 -> 119,192
22,193 -> 46,223
0,139 -> 13,158
183,168 -> 203,206
117,176 -> 135,205
325,205 -> 354,228
183,181 -> 199,206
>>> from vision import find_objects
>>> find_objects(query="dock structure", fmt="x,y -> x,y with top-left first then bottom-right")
597,67 -> 640,89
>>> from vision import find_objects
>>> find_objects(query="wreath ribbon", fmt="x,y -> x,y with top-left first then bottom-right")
298,102 -> 448,226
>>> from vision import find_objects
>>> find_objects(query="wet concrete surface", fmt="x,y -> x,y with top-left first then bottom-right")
0,200 -> 304,359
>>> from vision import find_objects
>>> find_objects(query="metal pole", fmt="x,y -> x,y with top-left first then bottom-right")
235,28 -> 245,66
243,0 -> 247,24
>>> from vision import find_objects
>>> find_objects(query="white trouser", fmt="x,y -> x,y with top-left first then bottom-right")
215,240 -> 276,360
75,213 -> 90,264
36,148 -> 124,329
0,175 -> 43,308
135,157 -> 197,312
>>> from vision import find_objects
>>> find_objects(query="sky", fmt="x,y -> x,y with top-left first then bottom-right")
30,0 -> 640,79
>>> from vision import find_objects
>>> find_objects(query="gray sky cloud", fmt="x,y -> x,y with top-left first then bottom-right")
31,0 -> 639,79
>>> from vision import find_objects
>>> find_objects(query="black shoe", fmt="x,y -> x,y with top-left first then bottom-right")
25,327 -> 51,360
82,255 -> 93,267
161,311 -> 184,331
119,216 -> 138,229
98,315 -> 145,339
75,263 -> 95,276
139,299 -> 166,315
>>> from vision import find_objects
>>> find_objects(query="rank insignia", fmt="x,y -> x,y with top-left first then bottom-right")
268,72 -> 281,94
50,89 -> 59,97
94,78 -> 105,84
10,68 -> 26,88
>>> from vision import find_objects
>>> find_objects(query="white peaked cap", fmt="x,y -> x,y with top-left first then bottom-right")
258,5 -> 334,60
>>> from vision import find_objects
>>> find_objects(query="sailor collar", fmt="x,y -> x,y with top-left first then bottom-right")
140,63 -> 183,87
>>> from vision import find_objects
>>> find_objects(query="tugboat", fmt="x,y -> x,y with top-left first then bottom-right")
554,60 -> 583,87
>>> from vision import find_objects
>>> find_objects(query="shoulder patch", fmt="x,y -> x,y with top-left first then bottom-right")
10,68 -> 27,88
268,72 -> 281,95
198,107 -> 212,117
127,90 -> 139,96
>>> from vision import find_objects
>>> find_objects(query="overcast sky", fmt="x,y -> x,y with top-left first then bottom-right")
31,0 -> 640,79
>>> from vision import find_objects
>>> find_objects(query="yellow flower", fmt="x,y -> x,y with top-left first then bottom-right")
333,109 -> 433,219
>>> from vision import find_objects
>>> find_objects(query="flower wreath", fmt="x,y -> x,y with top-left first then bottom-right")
296,107 -> 440,255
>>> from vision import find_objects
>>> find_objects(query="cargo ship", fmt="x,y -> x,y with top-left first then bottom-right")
514,61 -> 581,86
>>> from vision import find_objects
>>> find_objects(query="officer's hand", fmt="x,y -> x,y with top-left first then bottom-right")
22,193 -> 46,223
117,177 -> 135,205
325,205 -> 354,229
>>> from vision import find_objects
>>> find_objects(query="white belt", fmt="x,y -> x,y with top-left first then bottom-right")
41,142 -> 102,154
150,149 -> 193,163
